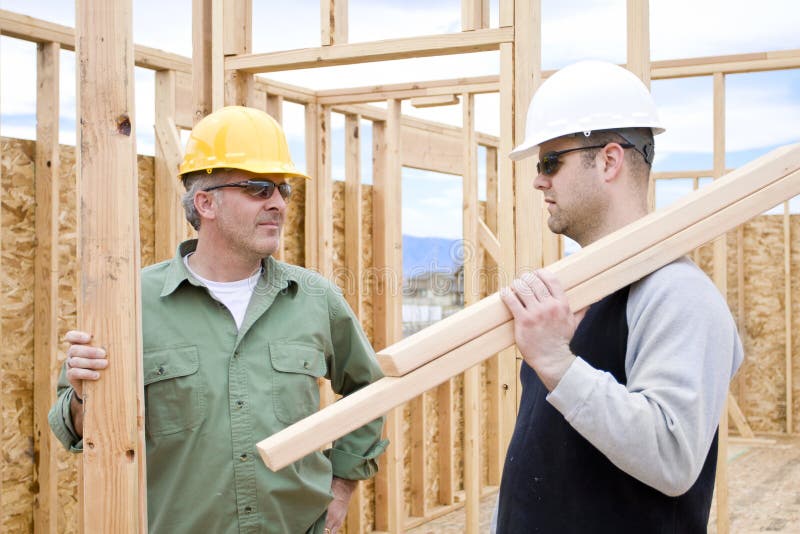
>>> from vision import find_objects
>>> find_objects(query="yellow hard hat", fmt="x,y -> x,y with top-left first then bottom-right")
179,105 -> 311,180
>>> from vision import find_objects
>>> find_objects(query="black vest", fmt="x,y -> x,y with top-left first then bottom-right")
496,287 -> 718,534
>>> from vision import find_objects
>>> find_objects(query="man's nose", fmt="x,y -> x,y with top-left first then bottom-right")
533,173 -> 550,191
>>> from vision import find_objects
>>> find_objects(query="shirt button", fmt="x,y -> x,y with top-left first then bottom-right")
244,506 -> 252,513
236,400 -> 245,409
303,361 -> 310,369
240,453 -> 248,462
156,366 -> 165,376
233,351 -> 240,358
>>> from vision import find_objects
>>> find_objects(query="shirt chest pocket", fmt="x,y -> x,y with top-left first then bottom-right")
144,346 -> 206,437
269,342 -> 327,425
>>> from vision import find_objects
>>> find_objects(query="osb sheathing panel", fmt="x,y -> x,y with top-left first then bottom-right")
0,138 -> 155,533
1,138 -> 37,533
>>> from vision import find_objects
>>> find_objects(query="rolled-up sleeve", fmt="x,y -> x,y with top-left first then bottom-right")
324,288 -> 388,480
48,367 -> 84,453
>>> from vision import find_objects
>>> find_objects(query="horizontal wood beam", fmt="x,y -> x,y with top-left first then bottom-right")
652,49 -> 800,79
0,8 -> 190,72
318,76 -> 498,105
256,144 -> 800,471
378,142 -> 800,376
410,94 -> 460,108
225,27 -> 513,73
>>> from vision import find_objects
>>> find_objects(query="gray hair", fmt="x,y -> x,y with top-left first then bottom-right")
181,171 -> 222,230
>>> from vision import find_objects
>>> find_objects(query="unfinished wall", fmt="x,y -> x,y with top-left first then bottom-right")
2,136 -> 799,531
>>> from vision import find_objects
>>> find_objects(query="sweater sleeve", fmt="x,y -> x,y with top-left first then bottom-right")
547,258 -> 743,496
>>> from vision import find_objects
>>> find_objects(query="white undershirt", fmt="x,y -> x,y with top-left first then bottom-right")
183,254 -> 260,329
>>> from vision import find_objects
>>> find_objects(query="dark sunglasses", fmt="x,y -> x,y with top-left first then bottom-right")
537,143 -> 634,176
203,180 -> 292,200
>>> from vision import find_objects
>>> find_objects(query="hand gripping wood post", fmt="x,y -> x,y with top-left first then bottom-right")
256,143 -> 800,472
77,0 -> 147,532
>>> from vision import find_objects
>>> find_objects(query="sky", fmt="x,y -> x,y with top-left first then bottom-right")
2,0 -> 800,249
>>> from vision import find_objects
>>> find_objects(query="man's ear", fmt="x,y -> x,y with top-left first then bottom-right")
194,190 -> 218,222
599,143 -> 626,182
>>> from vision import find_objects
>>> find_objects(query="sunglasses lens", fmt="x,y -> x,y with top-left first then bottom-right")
537,153 -> 559,175
277,183 -> 292,200
242,182 -> 275,198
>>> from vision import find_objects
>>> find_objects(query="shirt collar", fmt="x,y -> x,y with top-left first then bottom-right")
160,239 -> 297,297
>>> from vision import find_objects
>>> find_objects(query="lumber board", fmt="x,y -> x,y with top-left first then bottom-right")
462,92 -> 480,533
409,394 -> 427,517
344,114 -> 363,318
154,72 -> 187,263
513,0 -> 543,272
379,143 -> 800,377
462,0 -> 489,31
226,27 -> 513,73
0,9 -> 190,72
497,36 -> 517,475
223,0 -> 254,107
716,395 -> 730,534
727,393 -> 755,439
33,40 -> 59,534
401,126 -> 464,176
304,104 -> 320,269
626,0 -> 651,87
478,218 -> 501,264
437,381 -> 456,505
256,159 -> 800,471
211,0 -> 224,111
76,0 -> 146,531
317,75 -> 497,105
192,0 -> 213,123
321,0 -> 347,46
410,94 -> 460,108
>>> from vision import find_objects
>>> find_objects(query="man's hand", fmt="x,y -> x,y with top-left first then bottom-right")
64,330 -> 108,436
324,477 -> 357,534
500,270 -> 586,391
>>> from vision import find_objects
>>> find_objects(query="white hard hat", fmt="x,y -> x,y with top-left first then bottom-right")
509,60 -> 665,161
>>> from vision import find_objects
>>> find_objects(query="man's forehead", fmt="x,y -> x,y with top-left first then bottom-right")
539,134 -> 581,153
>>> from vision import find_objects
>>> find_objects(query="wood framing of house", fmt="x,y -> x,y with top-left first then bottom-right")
0,1 -> 799,532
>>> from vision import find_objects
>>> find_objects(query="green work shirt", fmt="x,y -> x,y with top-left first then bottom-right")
48,240 -> 388,534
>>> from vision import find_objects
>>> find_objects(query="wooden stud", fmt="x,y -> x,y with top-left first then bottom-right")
514,0 -> 544,273
223,0 -> 255,107
462,92 -> 481,534
304,104 -> 320,269
266,94 -> 283,123
652,51 -> 800,79
192,0 -> 213,123
321,0 -> 348,46
379,143 -> 800,376
497,6 -> 518,476
372,102 -> 404,532
33,40 -> 60,534
626,0 -> 652,210
154,70 -> 188,263
626,0 -> 651,87
462,0 -> 489,31
317,105 -> 335,409
211,0 -> 225,111
257,160 -> 800,471
437,380 -> 456,506
345,480 -> 366,533
691,177 -> 701,265
76,0 -> 146,531
226,28 -> 514,73
410,393 -> 427,517
410,94 -> 460,108
344,114 -> 363,317
712,71 -> 729,534
785,200 -> 793,434
735,224 -> 745,401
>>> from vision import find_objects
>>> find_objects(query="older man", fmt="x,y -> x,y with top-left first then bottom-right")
495,61 -> 743,533
49,106 -> 386,534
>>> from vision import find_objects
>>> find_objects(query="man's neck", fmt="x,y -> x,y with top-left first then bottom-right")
189,238 -> 263,282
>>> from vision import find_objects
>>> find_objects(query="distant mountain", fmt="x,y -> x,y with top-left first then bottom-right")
402,235 -> 461,278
